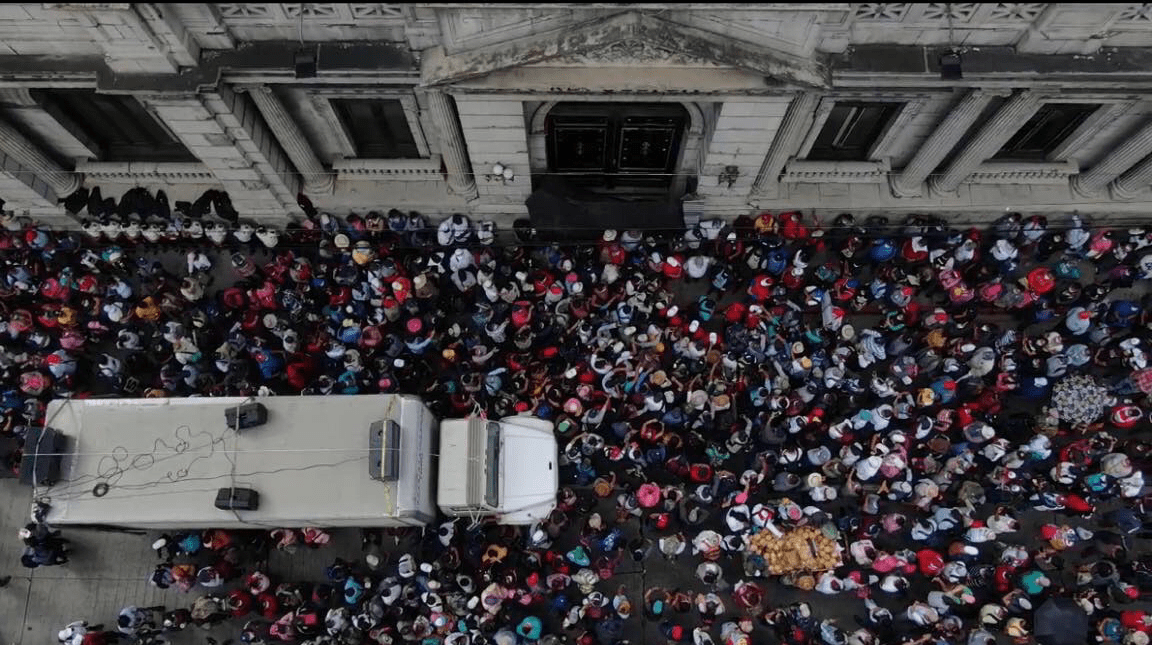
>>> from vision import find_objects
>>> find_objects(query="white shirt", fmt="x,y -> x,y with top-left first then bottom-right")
906,603 -> 939,626
187,252 -> 211,274
855,456 -> 882,481
685,255 -> 711,279
206,225 -> 228,245
255,229 -> 279,248
58,622 -> 88,645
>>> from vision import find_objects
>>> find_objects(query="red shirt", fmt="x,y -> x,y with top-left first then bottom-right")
1122,610 -> 1152,633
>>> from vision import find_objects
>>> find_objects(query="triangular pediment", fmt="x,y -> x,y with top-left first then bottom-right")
421,11 -> 830,89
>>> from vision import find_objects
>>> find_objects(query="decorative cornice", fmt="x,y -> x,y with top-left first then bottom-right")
332,155 -> 443,180
965,160 -> 1078,185
75,161 -> 216,183
782,159 -> 889,183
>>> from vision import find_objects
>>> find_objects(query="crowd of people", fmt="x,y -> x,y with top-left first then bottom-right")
5,186 -> 1152,645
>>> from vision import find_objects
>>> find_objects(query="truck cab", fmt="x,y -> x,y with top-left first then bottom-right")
436,415 -> 557,525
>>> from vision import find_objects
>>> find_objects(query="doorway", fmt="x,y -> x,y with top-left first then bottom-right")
545,102 -> 689,200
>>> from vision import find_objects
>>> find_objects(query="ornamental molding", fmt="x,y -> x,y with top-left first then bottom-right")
781,159 -> 890,183
215,4 -> 406,23
544,38 -> 726,67
987,3 -> 1045,22
74,161 -> 216,183
332,155 -> 443,181
42,3 -> 132,9
1118,4 -> 1152,22
964,160 -> 1078,185
852,3 -> 911,21
921,3 -> 977,21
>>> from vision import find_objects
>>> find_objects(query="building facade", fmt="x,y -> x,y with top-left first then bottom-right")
3,3 -> 1152,225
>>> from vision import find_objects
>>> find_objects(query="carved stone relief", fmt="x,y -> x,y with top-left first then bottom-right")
853,3 -> 911,21
541,38 -> 726,67
988,3 -> 1045,21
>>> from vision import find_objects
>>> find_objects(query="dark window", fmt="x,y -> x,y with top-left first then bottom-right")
331,98 -> 420,159
32,89 -> 196,162
994,103 -> 1100,161
808,101 -> 901,161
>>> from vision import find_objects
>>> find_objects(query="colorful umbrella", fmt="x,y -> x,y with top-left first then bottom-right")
1049,374 -> 1109,425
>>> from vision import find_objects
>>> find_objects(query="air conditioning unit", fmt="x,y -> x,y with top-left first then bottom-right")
19,426 -> 65,487
225,402 -> 268,430
215,487 -> 259,511
369,420 -> 401,481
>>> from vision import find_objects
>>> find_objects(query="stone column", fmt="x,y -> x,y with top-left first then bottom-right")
426,90 -> 478,201
929,90 -> 1042,195
889,89 -> 999,198
1071,120 -> 1152,197
750,91 -> 819,198
1110,154 -> 1152,200
243,85 -> 333,195
0,117 -> 80,198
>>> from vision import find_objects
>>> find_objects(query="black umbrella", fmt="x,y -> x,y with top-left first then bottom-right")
1034,597 -> 1089,645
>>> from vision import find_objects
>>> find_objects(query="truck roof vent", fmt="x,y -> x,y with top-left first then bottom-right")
369,420 -> 401,481
225,402 -> 268,431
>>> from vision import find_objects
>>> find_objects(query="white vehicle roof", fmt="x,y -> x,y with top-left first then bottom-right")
39,395 -> 435,529
497,416 -> 558,525
437,415 -> 557,525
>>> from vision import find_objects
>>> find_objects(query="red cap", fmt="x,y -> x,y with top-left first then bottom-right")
406,318 -> 423,334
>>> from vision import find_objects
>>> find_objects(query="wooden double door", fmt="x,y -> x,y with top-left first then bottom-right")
545,102 -> 689,199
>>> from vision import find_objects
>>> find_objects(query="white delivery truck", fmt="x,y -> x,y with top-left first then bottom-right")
25,395 -> 557,529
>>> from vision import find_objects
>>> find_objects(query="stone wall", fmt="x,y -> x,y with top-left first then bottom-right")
2,4 -> 1152,226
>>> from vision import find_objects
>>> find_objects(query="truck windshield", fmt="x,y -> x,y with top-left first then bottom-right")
485,421 -> 501,507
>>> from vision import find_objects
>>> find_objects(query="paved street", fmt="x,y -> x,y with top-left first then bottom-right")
0,231 -> 1148,645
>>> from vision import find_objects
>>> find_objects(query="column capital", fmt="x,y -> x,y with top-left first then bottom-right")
1070,174 -> 1104,198
1109,179 -> 1147,201
970,87 -> 1015,99
1111,151 -> 1152,200
232,84 -> 273,95
888,173 -> 923,198
0,88 -> 37,108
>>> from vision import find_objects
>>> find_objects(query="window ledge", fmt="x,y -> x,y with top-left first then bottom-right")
75,161 -> 216,183
782,159 -> 889,184
332,156 -> 443,181
965,160 -> 1078,185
